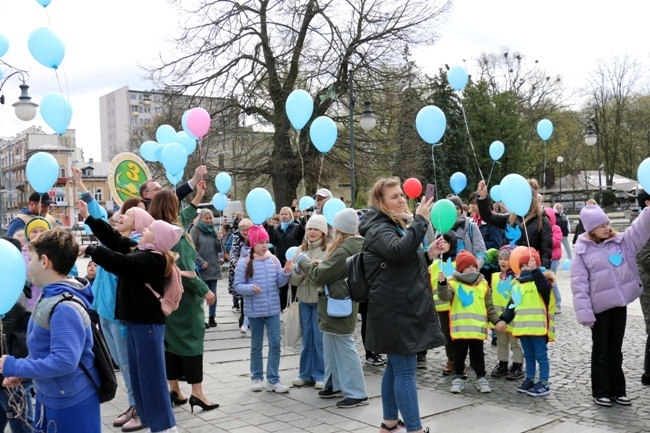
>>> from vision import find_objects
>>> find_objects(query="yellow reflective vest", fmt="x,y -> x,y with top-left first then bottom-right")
489,272 -> 515,331
511,280 -> 556,342
429,259 -> 454,312
448,279 -> 489,340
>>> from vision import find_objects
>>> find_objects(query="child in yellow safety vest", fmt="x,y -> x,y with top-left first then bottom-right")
438,250 -> 500,394
489,245 -> 525,380
496,248 -> 555,397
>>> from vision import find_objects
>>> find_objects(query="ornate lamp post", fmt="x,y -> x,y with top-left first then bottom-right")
557,156 -> 563,203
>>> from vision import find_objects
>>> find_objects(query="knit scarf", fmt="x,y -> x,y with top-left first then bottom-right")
196,221 -> 216,236
280,221 -> 291,232
451,270 -> 483,285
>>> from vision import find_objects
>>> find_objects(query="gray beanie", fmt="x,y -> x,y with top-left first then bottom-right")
333,208 -> 358,235
305,214 -> 328,235
447,195 -> 463,210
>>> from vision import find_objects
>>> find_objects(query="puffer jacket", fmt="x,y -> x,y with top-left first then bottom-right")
234,253 -> 291,318
448,216 -> 487,268
269,222 -> 305,265
290,240 -> 329,304
571,206 -> 650,327
545,208 -> 563,261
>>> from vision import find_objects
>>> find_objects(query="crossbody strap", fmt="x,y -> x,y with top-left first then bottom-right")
361,236 -> 387,285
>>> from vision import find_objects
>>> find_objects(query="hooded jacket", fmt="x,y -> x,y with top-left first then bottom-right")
358,207 -> 445,354
234,253 -> 291,318
545,208 -> 563,261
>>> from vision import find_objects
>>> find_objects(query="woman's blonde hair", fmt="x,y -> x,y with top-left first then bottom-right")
368,177 -> 407,229
301,232 -> 328,252
199,209 -> 214,219
328,231 -> 353,257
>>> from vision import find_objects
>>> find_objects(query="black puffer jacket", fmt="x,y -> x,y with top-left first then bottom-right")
358,207 -> 446,355
269,222 -> 305,265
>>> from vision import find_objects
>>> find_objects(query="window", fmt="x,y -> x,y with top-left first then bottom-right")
85,169 -> 93,176
59,166 -> 66,178
130,94 -> 137,100
94,187 -> 103,202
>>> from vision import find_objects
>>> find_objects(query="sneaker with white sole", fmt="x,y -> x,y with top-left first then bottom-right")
593,396 -> 612,407
450,377 -> 465,393
476,377 -> 491,393
266,381 -> 289,393
314,381 -> 324,389
526,382 -> 550,397
292,377 -> 314,387
251,379 -> 264,392
336,397 -> 369,408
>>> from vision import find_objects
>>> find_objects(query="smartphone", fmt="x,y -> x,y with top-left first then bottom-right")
425,183 -> 435,202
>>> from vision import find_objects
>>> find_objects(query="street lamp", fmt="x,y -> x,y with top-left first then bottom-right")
584,115 -> 602,206
349,67 -> 377,207
556,156 -> 563,203
0,62 -> 39,121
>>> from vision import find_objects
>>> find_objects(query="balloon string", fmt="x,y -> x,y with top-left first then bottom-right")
522,218 -> 531,248
198,138 -> 204,166
458,99 -> 484,182
295,130 -> 306,192
317,154 -> 324,188
431,144 -> 438,201
542,140 -> 547,196
486,161 -> 495,188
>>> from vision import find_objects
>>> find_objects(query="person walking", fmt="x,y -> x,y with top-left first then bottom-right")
553,203 -> 572,259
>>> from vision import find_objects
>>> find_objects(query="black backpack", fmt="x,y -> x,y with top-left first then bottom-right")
345,237 -> 386,302
50,294 -> 117,404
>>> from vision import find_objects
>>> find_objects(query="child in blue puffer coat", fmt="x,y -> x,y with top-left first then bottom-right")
234,225 -> 293,394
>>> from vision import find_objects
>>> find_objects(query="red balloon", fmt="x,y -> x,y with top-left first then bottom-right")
403,178 -> 423,199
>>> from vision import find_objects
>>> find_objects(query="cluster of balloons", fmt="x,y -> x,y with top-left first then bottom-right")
286,89 -> 338,153
245,188 -> 276,225
211,172 -> 232,211
26,152 -> 58,193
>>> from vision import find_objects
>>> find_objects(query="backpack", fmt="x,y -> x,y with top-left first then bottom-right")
145,251 -> 196,316
49,293 -> 117,404
345,237 -> 386,303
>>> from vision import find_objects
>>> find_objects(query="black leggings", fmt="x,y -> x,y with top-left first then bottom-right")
453,339 -> 486,377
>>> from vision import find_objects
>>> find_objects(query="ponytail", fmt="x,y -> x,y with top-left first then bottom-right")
245,248 -> 255,279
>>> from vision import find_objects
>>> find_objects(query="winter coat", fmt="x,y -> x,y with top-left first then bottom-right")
476,218 -> 505,251
191,224 -> 223,281
545,209 -> 563,261
228,232 -> 246,295
358,207 -> 446,355
269,222 -> 305,265
635,239 -> 650,334
298,236 -> 363,335
447,216 -> 487,268
1,291 -> 30,387
555,211 -> 570,237
290,240 -> 329,304
234,253 -> 291,318
477,196 -> 553,268
571,206 -> 650,327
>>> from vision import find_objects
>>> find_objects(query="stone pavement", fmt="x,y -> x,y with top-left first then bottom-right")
84,255 -> 649,433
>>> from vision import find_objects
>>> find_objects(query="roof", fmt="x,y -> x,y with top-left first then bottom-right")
73,161 -> 111,178
545,170 -> 638,193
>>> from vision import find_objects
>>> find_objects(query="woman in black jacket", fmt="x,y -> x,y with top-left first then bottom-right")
269,206 -> 305,308
358,177 -> 445,433
476,179 -> 553,269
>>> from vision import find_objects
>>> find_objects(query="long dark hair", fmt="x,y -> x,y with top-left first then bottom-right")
245,248 -> 255,279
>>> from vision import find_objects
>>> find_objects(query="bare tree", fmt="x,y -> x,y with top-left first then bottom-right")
151,0 -> 451,206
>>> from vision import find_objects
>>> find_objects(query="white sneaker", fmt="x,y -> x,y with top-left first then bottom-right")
266,381 -> 289,393
241,325 -> 247,334
450,377 -> 465,393
292,377 -> 307,386
251,380 -> 263,392
476,377 -> 491,393
315,381 -> 324,389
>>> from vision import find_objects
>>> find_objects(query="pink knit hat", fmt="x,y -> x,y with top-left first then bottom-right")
150,220 -> 183,253
133,208 -> 154,234
248,225 -> 269,248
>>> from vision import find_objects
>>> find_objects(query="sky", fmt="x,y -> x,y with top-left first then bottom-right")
1,0 -> 648,162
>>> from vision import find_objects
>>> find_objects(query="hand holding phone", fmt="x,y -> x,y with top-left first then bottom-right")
425,184 -> 435,202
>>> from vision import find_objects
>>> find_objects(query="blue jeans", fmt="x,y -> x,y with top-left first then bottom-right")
298,302 -> 324,383
520,336 -> 550,384
249,315 -> 282,384
322,332 -> 367,399
550,260 -> 562,309
381,354 -> 421,431
100,316 -> 135,406
561,236 -> 572,259
205,280 -> 218,318
0,381 -> 33,433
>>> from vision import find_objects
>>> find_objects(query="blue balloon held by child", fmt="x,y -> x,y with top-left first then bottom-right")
285,246 -> 298,261
561,258 -> 571,271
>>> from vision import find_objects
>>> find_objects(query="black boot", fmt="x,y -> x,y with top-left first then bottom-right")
506,362 -> 525,380
491,361 -> 509,377
208,316 -> 217,327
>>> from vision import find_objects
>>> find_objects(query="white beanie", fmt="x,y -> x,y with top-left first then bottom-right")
333,208 -> 358,235
306,215 -> 328,235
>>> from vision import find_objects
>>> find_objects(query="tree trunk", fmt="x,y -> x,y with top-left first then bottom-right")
270,128 -> 302,208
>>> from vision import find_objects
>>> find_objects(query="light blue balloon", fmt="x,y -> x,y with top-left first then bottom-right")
450,172 -> 467,195
267,201 -> 277,218
561,258 -> 571,271
285,246 -> 298,261
212,193 -> 228,211
500,173 -> 532,217
28,27 -> 64,69
215,172 -> 232,193
161,142 -> 188,176
537,119 -> 553,141
309,116 -> 337,153
0,34 -> 9,58
447,65 -> 469,91
638,157 -> 650,192
181,110 -> 199,140
246,188 -> 273,225
416,105 -> 446,145
175,131 -> 197,155
26,152 -> 58,193
286,89 -> 313,130
298,196 -> 315,212
140,140 -> 158,162
0,238 -> 28,315
489,141 -> 505,161
166,170 -> 184,185
156,124 -> 177,144
40,92 -> 72,134
36,0 -> 52,6
490,185 -> 501,203
154,143 -> 166,162
322,198 -> 346,226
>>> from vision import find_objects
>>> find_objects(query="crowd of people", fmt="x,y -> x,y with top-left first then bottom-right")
1,169 -> 650,433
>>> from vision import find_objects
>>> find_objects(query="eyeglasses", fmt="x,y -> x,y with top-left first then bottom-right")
147,186 -> 163,193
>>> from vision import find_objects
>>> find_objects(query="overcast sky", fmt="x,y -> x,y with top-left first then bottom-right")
1,0 -> 648,162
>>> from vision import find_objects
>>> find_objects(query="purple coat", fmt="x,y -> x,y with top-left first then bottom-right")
571,207 -> 650,326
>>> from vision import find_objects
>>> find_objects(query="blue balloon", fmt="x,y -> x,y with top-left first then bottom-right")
26,152 -> 58,193
161,142 -> 188,176
0,34 -> 8,57
267,201 -> 276,218
212,192 -> 228,211
489,141 -> 505,161
322,198 -> 346,226
28,28 -> 64,69
166,170 -> 184,185
286,89 -> 313,130
0,238 -> 28,315
156,124 -> 177,144
447,65 -> 469,91
36,0 -> 52,6
180,110 -> 198,140
500,174 -> 532,217
298,196 -> 315,212
154,143 -> 166,162
638,157 -> 650,192
490,185 -> 501,203
561,258 -> 571,271
215,172 -> 232,193
40,92 -> 72,134
285,246 -> 298,261
537,119 -> 553,141
175,131 -> 197,155
309,116 -> 337,153
416,105 -> 446,145
246,188 -> 273,225
140,140 -> 158,162
450,172 -> 467,195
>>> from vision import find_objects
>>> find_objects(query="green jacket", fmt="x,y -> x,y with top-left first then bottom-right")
165,204 -> 210,356
290,240 -> 330,304
299,236 -> 363,335
635,238 -> 650,334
